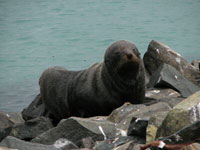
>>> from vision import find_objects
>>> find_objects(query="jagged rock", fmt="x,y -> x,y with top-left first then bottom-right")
81,137 -> 95,149
0,112 -> 24,125
150,121 -> 200,150
0,113 -> 14,142
191,59 -> 200,70
159,121 -> 200,145
115,102 -> 171,131
147,64 -> 200,98
53,138 -> 79,150
9,117 -> 53,141
107,102 -> 171,145
107,102 -> 146,124
156,91 -> 200,139
70,116 -> 117,139
94,136 -> 134,150
143,40 -> 200,87
22,94 -> 50,121
31,117 -> 104,147
0,136 -> 59,150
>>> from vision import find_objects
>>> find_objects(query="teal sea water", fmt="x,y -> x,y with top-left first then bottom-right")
0,0 -> 200,112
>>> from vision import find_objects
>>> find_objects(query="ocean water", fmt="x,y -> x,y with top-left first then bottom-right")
0,0 -> 200,112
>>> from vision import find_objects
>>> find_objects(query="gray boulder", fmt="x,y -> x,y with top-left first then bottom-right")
0,112 -> 24,125
156,91 -> 200,138
143,40 -> 200,87
31,117 -> 104,146
0,136 -> 59,150
0,113 -> 14,142
147,64 -> 200,98
9,117 -> 53,141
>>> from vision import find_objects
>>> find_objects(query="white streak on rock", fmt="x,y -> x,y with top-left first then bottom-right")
120,129 -> 127,136
157,77 -> 161,84
153,90 -> 160,94
98,126 -> 107,140
135,118 -> 141,122
174,75 -> 178,80
197,102 -> 200,118
6,114 -> 10,118
176,57 -> 181,64
53,138 -> 70,148
156,49 -> 160,54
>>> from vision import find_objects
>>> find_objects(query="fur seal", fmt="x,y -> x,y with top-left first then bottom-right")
39,40 -> 145,120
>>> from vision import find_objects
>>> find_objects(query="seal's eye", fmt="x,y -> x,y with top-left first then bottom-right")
114,51 -> 121,56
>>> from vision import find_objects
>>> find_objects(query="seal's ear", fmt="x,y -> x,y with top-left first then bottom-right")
132,47 -> 141,58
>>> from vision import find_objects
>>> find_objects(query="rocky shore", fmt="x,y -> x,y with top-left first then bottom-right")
1,40 -> 200,150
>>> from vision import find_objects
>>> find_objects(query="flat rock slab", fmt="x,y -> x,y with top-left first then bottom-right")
148,64 -> 200,98
31,117 -> 104,147
145,88 -> 180,100
9,117 -> 54,140
0,136 -> 59,150
0,112 -> 24,125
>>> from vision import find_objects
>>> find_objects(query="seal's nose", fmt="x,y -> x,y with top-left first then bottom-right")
126,53 -> 133,60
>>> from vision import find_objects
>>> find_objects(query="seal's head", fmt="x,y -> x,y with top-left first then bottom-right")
104,40 -> 142,85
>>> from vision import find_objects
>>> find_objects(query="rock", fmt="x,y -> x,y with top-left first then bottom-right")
9,117 -> 53,141
81,137 -> 95,149
147,64 -> 200,98
0,112 -> 24,125
145,88 -> 180,101
22,94 -> 50,121
71,116 -> 117,139
115,102 -> 171,132
31,117 -> 104,147
0,136 -> 60,150
144,121 -> 200,150
0,113 -> 14,142
143,40 -> 200,87
159,121 -> 200,145
107,102 -> 171,144
156,90 -> 200,139
191,59 -> 200,70
94,136 -> 134,150
145,88 -> 183,108
107,102 -> 146,124
53,138 -> 79,150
